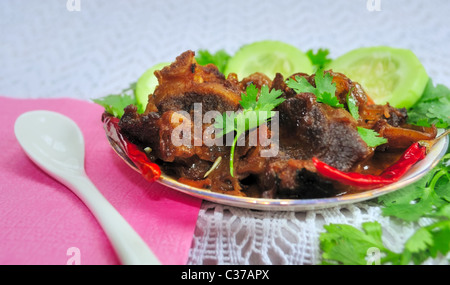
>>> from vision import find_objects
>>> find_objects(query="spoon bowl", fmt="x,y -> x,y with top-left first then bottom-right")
14,110 -> 160,265
15,111 -> 85,179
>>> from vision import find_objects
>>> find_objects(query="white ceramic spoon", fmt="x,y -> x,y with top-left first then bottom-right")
14,110 -> 161,265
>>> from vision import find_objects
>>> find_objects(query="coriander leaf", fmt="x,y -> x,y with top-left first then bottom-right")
320,222 -> 400,265
427,220 -> 450,256
255,85 -> 285,112
239,84 -> 258,110
306,48 -> 332,70
378,154 -> 450,221
320,220 -> 450,265
346,88 -> 360,120
380,187 -> 438,222
427,97 -> 450,128
404,227 -> 433,253
314,68 -> 338,98
415,117 -> 431,127
407,80 -> 450,128
195,49 -> 231,74
214,84 -> 285,176
92,83 -> 137,118
402,220 -> 450,264
287,69 -> 343,108
93,84 -> 137,119
286,76 -> 316,94
434,204 -> 450,219
320,92 -> 343,108
357,127 -> 387,147
92,94 -> 135,118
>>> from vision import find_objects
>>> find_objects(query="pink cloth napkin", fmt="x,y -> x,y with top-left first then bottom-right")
0,96 -> 202,265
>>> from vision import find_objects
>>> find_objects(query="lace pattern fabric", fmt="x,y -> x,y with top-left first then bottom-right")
1,0 -> 449,265
188,201 -> 449,265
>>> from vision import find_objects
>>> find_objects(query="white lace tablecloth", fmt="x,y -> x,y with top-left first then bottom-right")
2,0 -> 449,265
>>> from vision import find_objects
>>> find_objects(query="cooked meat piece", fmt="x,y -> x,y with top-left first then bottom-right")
237,72 -> 272,90
271,72 -> 297,99
277,92 -> 372,172
260,159 -> 338,199
373,120 -> 437,150
146,50 -> 242,114
119,105 -> 160,160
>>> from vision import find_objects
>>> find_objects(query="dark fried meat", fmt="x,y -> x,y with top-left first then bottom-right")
277,92 -> 371,172
146,50 -> 242,114
119,105 -> 161,160
261,159 -> 338,199
118,51 -> 437,199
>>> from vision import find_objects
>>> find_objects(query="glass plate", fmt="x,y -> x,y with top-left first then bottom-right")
105,124 -> 448,211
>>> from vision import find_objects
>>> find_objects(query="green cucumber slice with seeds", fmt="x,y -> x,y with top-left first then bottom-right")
224,40 -> 314,80
326,46 -> 429,109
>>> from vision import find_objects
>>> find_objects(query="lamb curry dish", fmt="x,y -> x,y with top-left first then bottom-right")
107,50 -> 437,199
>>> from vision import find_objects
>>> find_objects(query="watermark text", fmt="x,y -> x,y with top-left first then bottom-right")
367,0 -> 381,12
66,247 -> 81,265
66,0 -> 81,12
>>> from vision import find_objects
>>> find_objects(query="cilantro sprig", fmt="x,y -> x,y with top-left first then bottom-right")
214,84 -> 285,177
378,153 -> 450,222
287,69 -> 343,108
407,79 -> 450,129
346,87 -> 359,120
320,222 -> 401,265
92,83 -> 137,118
356,127 -> 388,147
306,48 -> 333,71
195,49 -> 231,74
321,219 -> 450,265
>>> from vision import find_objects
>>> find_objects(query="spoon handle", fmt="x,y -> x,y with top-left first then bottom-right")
63,174 -> 161,265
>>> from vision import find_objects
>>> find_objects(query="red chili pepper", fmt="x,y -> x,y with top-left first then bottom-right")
103,115 -> 161,182
312,142 -> 427,189
123,140 -> 161,182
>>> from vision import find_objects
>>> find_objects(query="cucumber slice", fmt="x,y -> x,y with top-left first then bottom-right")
135,62 -> 170,113
325,46 -> 428,109
224,40 -> 314,80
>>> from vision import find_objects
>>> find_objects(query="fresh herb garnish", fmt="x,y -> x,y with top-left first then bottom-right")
407,79 -> 450,129
346,88 -> 360,120
356,127 -> 388,147
195,49 -> 231,74
320,219 -> 450,265
378,153 -> 450,221
287,69 -> 344,108
214,84 -> 285,177
320,221 -> 401,265
92,83 -> 137,118
306,48 -> 333,71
